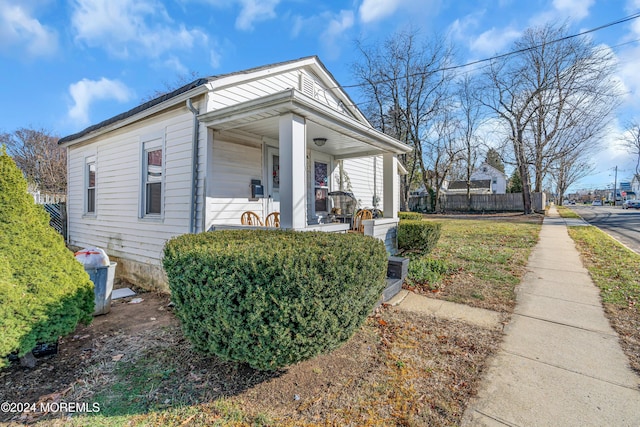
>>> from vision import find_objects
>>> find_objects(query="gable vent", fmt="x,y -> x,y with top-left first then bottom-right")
299,74 -> 315,97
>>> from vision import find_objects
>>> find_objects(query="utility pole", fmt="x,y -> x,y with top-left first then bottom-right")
613,165 -> 618,206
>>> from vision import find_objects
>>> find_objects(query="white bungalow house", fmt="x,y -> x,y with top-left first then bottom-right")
59,56 -> 411,290
470,162 -> 508,194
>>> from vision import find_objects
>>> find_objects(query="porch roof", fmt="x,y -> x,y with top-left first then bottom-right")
197,88 -> 411,159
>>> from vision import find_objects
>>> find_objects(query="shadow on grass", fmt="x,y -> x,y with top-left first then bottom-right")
75,324 -> 284,423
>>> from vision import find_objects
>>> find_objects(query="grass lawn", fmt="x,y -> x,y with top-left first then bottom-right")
5,215 -> 540,427
556,205 -> 581,219
567,226 -> 640,374
408,215 -> 542,312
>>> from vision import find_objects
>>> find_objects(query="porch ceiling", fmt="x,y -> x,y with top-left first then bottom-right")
197,89 -> 411,159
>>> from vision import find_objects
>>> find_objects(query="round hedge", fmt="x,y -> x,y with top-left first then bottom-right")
163,229 -> 388,370
397,220 -> 442,255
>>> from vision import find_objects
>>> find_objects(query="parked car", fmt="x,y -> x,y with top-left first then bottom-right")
622,199 -> 640,209
592,200 -> 603,206
570,200 -> 576,205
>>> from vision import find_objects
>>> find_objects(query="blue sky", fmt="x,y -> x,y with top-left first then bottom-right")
2,0 -> 640,190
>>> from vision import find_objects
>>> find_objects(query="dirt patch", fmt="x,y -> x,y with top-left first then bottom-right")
0,287 -> 501,426
0,289 -> 175,424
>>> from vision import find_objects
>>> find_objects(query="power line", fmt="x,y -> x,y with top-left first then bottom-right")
340,12 -> 640,90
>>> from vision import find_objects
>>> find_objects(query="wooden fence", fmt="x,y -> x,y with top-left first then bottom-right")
409,192 -> 547,213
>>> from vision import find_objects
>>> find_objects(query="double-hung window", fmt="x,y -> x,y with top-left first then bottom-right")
141,136 -> 164,218
86,156 -> 96,215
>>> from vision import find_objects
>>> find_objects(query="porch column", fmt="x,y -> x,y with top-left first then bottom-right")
279,113 -> 307,229
383,153 -> 398,219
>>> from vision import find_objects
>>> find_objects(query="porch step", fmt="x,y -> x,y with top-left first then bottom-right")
381,256 -> 409,303
382,278 -> 404,303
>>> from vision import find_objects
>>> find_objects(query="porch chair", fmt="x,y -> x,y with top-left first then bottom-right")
349,209 -> 373,234
265,212 -> 280,228
240,211 -> 264,226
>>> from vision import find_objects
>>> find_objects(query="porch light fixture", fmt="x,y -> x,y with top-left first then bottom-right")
313,137 -> 327,147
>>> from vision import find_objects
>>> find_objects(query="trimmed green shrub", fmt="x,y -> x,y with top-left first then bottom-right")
406,258 -> 452,289
398,212 -> 423,221
397,220 -> 442,255
0,149 -> 94,368
163,229 -> 387,371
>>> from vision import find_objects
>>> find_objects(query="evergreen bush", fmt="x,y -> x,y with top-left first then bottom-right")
163,229 -> 387,371
0,149 -> 94,368
397,220 -> 442,255
398,212 -> 423,221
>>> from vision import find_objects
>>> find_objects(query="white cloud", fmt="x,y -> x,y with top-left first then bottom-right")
71,0 -> 208,59
320,10 -> 355,60
470,26 -> 521,56
617,46 -> 640,112
531,0 -> 594,26
196,0 -> 280,31
324,10 -> 355,39
68,78 -> 133,125
290,15 -> 308,38
163,56 -> 188,75
448,11 -> 485,43
0,2 -> 57,57
235,0 -> 280,31
359,0 -> 403,23
552,0 -> 594,21
210,48 -> 222,69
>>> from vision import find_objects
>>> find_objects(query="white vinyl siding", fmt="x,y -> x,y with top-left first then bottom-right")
207,69 -> 354,120
67,107 -> 198,266
342,156 -> 384,211
208,70 -> 300,110
205,137 -> 263,229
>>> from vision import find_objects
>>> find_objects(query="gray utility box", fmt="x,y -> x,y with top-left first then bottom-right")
86,262 -> 117,316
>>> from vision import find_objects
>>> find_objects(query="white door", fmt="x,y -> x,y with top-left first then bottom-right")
266,147 -> 280,214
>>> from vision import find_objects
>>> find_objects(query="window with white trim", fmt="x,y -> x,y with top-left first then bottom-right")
141,137 -> 164,217
86,157 -> 96,215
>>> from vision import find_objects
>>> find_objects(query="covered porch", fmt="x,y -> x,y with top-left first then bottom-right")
198,88 -> 410,253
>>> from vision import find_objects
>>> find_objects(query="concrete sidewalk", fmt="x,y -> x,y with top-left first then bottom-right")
462,207 -> 640,427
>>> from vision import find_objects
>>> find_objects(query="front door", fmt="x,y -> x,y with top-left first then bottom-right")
266,147 -> 280,214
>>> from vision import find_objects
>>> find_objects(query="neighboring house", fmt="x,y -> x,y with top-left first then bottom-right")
620,181 -> 635,199
631,174 -> 640,198
470,163 -> 508,194
445,180 -> 492,195
59,56 -> 411,290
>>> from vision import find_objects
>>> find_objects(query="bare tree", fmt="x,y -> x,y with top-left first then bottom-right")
0,128 -> 66,193
455,74 -> 484,202
550,150 -> 595,205
620,120 -> 640,175
481,57 -> 538,213
425,108 -> 464,211
352,29 -> 454,211
482,23 -> 621,213
521,25 -> 620,192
